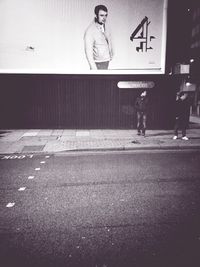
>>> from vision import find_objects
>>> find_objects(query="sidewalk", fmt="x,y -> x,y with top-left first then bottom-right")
0,123 -> 200,154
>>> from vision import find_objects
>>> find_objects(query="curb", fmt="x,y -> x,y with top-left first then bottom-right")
59,145 -> 200,153
1,145 -> 200,156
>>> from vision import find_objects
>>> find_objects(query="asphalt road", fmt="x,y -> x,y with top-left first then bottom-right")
0,150 -> 200,267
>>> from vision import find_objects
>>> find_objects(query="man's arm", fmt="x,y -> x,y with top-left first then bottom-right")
134,98 -> 139,110
175,99 -> 180,119
108,38 -> 114,60
84,30 -> 97,70
106,27 -> 114,60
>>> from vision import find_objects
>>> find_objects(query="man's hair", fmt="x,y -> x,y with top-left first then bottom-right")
94,5 -> 108,16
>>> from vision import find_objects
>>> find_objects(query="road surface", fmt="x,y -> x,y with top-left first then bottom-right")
0,150 -> 200,267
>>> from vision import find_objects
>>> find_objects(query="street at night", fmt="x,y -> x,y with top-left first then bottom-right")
1,150 -> 200,267
1,1 -> 200,267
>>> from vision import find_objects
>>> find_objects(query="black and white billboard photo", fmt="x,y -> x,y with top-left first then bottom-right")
0,0 -> 168,74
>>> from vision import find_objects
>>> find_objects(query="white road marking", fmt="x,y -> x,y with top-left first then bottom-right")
35,168 -> 40,171
1,156 -> 10,159
1,154 -> 34,160
40,161 -> 45,164
45,156 -> 50,158
16,155 -> 26,159
28,175 -> 34,179
6,202 -> 15,208
18,187 -> 26,191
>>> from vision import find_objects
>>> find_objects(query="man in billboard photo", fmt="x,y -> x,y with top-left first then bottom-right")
135,90 -> 149,136
84,5 -> 113,70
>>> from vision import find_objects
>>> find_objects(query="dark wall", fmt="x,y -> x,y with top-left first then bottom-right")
0,74 -> 179,129
166,0 -> 200,74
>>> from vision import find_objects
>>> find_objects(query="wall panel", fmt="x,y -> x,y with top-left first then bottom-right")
0,74 -> 176,129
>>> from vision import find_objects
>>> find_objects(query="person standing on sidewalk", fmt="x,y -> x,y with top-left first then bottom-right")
173,91 -> 190,140
134,90 -> 148,136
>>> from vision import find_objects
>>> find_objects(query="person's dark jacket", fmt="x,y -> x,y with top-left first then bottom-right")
135,96 -> 148,112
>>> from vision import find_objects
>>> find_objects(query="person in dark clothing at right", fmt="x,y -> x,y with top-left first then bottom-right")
173,91 -> 190,140
135,90 -> 148,136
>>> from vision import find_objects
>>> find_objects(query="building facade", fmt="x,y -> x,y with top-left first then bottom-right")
0,0 -> 197,129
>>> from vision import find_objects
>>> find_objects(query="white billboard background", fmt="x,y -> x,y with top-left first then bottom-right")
0,0 -> 167,74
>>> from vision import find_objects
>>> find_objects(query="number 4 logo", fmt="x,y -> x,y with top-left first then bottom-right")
130,16 -> 155,52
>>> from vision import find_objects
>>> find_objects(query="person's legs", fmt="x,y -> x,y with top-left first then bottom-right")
142,113 -> 147,136
174,118 -> 179,137
181,120 -> 188,139
95,61 -> 109,70
182,128 -> 186,137
137,112 -> 142,135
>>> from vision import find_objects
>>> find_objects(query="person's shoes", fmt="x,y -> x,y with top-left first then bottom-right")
137,131 -> 141,136
142,133 -> 145,137
182,136 -> 189,140
173,135 -> 178,140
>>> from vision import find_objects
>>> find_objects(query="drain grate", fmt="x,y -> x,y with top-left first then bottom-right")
22,145 -> 45,152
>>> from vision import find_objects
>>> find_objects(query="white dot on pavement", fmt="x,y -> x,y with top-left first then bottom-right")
40,161 -> 46,164
6,202 -> 15,208
35,168 -> 40,171
45,156 -> 50,158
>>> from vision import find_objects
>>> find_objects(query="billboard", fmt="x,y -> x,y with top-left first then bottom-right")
0,0 -> 168,74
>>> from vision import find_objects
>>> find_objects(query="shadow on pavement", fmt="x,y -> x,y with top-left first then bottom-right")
0,130 -> 10,138
146,132 -> 172,137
